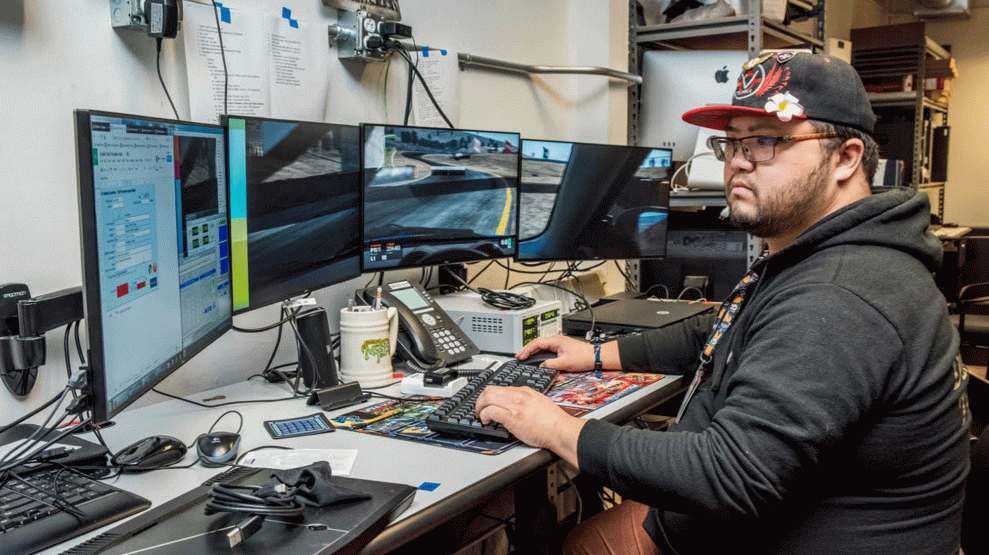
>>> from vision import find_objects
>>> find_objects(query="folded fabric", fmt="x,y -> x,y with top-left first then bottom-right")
262,461 -> 372,507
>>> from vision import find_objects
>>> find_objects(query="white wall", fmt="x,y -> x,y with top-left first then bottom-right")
0,0 -> 629,423
926,6 -> 989,227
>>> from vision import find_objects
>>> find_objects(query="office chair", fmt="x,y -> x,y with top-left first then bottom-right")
957,282 -> 989,348
962,371 -> 989,555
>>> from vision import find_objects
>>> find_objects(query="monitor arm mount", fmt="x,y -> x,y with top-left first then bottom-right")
0,284 -> 84,397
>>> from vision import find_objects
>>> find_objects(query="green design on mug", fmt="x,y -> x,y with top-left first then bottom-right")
361,338 -> 390,363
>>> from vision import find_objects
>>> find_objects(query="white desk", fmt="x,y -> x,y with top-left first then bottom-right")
40,372 -> 686,555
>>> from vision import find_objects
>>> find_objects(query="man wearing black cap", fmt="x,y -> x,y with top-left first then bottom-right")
476,52 -> 969,554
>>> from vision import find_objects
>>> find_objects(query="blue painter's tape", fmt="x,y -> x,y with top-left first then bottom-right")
422,46 -> 429,57
441,49 -> 447,56
418,482 -> 440,492
282,7 -> 291,18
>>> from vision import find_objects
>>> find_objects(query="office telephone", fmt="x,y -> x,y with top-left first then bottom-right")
360,280 -> 479,370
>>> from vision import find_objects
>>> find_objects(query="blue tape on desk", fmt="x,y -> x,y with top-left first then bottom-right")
418,482 -> 440,491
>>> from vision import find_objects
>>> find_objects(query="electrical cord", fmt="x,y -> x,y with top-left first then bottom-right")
385,41 -> 454,128
212,1 -> 229,116
643,283 -> 671,299
442,266 -> 535,310
155,37 -> 180,120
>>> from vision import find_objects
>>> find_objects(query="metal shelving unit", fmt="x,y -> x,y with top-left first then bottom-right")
852,22 -> 951,216
625,1 -> 826,286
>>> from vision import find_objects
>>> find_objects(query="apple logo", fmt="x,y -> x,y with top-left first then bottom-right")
715,66 -> 729,84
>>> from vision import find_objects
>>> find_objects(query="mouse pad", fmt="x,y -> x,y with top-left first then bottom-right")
78,467 -> 415,555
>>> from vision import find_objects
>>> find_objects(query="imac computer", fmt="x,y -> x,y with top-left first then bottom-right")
224,116 -> 362,313
360,124 -> 521,271
517,140 -> 672,262
75,110 -> 232,423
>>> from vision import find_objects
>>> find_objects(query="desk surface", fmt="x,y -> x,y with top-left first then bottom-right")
39,370 -> 685,555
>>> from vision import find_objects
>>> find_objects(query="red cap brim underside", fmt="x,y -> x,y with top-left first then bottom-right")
681,105 -> 808,131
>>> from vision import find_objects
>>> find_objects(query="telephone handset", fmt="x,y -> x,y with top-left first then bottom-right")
360,280 -> 479,370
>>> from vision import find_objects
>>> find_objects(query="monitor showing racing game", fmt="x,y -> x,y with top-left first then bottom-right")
517,140 -> 672,261
225,116 -> 362,313
360,124 -> 521,271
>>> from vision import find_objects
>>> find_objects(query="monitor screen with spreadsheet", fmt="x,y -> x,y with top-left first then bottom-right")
75,110 -> 232,423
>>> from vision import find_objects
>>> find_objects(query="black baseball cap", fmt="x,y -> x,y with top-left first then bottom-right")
682,51 -> 875,135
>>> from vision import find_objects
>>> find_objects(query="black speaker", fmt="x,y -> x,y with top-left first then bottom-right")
295,308 -> 338,398
931,126 -> 950,183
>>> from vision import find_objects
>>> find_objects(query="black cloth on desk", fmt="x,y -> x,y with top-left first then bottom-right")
579,189 -> 969,555
265,461 -> 371,507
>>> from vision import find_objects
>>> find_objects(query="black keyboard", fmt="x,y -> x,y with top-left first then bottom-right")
426,359 -> 558,441
0,466 -> 150,554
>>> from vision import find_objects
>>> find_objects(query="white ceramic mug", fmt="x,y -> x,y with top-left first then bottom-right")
338,306 -> 399,388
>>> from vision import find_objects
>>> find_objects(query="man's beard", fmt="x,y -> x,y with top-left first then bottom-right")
727,157 -> 830,239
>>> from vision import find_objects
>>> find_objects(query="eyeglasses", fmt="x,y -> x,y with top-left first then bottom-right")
706,133 -> 840,163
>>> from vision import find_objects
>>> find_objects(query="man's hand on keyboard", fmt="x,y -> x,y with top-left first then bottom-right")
475,384 -> 585,468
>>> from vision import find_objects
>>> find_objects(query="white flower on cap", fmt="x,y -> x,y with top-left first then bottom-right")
765,92 -> 803,122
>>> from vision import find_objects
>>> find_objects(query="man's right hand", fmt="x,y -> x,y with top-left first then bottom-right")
516,335 -> 599,372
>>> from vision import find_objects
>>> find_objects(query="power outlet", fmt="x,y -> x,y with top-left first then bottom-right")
329,9 -> 389,62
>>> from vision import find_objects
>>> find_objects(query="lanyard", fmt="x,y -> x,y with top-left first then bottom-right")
674,267 -> 761,423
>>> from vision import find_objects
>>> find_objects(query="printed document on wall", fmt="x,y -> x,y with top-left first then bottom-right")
269,7 -> 328,120
184,1 -> 269,122
412,47 -> 461,128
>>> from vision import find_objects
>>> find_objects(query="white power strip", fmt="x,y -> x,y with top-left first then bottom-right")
399,373 -> 467,397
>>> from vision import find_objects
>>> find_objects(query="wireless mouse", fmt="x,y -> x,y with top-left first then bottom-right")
113,435 -> 187,471
196,431 -> 241,468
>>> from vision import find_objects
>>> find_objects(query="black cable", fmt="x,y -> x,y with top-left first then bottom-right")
387,42 -> 454,128
232,305 -> 302,333
151,387 -> 303,408
212,1 -> 229,116
74,320 -> 85,365
155,37 -> 180,120
0,390 -> 65,435
442,266 -> 535,310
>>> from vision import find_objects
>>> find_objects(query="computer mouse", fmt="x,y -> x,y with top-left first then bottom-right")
520,350 -> 558,367
113,435 -> 187,471
196,431 -> 241,468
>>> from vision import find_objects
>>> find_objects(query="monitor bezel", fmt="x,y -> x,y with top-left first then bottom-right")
515,138 -> 673,263
358,122 -> 522,272
222,115 -> 362,315
75,109 -> 233,423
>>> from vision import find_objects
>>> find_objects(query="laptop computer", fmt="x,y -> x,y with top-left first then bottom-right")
563,298 -> 713,335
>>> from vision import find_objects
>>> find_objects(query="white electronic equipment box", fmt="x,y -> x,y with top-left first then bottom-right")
434,292 -> 562,355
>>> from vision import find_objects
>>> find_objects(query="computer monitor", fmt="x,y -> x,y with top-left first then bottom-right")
360,124 -> 520,271
224,116 -> 362,313
517,140 -> 672,262
638,50 -> 749,162
640,209 -> 752,302
75,110 -> 232,423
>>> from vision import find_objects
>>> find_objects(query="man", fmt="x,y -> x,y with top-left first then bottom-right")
475,52 -> 970,554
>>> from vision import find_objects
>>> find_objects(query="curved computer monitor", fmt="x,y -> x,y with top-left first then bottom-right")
360,124 -> 520,271
225,116 -> 362,313
75,110 -> 232,423
517,140 -> 673,262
